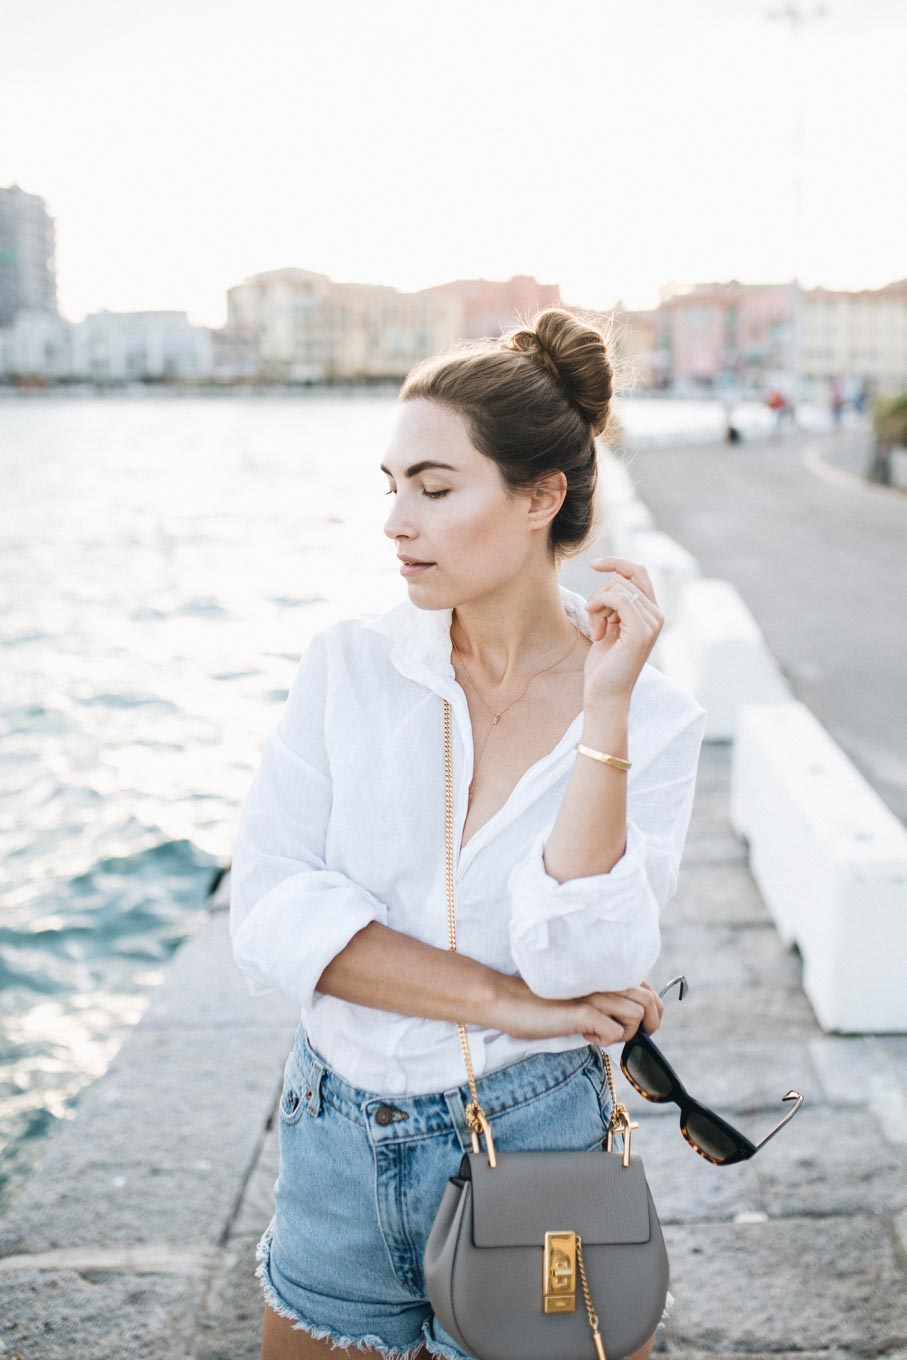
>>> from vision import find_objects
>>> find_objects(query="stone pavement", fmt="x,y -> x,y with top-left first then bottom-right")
2,740 -> 906,1358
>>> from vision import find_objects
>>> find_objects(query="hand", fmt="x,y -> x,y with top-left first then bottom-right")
582,557 -> 665,703
493,977 -> 664,1047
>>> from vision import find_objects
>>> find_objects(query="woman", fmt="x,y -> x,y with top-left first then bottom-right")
230,307 -> 707,1360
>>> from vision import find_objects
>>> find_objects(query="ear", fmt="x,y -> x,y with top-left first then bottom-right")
526,470 -> 567,532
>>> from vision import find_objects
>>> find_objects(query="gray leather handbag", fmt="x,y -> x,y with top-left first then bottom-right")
424,699 -> 670,1360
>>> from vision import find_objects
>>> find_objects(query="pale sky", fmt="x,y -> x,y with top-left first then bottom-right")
3,0 -> 905,327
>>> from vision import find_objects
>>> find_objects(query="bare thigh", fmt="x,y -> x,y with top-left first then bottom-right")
260,1304 -> 432,1360
626,1329 -> 657,1360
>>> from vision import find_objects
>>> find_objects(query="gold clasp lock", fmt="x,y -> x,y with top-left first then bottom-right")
606,1103 -> 639,1167
543,1231 -> 577,1313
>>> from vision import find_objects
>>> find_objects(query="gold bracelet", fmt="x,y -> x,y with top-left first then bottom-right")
574,742 -> 632,771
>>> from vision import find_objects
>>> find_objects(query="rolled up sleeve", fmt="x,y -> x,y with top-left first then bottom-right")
229,627 -> 390,1008
507,703 -> 706,999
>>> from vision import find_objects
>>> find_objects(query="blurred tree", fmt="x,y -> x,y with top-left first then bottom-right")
866,392 -> 907,486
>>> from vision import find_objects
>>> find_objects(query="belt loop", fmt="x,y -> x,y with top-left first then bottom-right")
443,1088 -> 472,1152
295,1027 -> 325,1117
304,1057 -> 324,1116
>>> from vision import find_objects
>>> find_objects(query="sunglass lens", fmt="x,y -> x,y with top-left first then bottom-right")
624,1044 -> 674,1099
684,1108 -> 741,1162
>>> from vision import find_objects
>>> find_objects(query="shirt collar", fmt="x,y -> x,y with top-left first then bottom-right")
361,582 -> 594,684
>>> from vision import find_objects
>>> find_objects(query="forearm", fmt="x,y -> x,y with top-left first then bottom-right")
314,920 -> 506,1027
542,698 -> 631,883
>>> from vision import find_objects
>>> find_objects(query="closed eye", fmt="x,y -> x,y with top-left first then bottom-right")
385,488 -> 450,499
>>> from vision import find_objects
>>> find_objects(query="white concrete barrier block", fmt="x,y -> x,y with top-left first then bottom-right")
731,701 -> 907,1033
652,578 -> 791,739
603,498 -> 656,560
599,447 -> 638,507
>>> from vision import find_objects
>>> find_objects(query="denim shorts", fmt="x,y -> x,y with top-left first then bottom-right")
254,1023 -> 626,1360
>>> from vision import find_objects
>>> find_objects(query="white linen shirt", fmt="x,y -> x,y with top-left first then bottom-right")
229,582 -> 707,1096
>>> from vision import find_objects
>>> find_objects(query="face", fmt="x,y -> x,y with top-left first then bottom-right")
380,398 -> 561,609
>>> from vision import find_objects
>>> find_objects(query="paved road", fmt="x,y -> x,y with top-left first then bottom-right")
619,425 -> 907,825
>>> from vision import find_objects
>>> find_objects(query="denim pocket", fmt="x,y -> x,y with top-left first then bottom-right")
484,1053 -> 613,1154
278,1052 -> 306,1126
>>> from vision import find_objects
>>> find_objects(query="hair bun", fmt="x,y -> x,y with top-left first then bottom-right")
504,308 -> 613,437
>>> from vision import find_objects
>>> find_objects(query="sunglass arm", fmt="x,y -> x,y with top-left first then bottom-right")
752,1089 -> 804,1150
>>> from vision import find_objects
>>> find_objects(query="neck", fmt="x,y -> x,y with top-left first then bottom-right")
449,575 -> 585,690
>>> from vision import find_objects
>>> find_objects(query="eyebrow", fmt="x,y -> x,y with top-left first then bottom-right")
379,460 -> 460,478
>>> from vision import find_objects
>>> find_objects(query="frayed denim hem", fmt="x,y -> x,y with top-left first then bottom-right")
255,1216 -> 673,1358
254,1220 -> 428,1360
419,1321 -> 472,1360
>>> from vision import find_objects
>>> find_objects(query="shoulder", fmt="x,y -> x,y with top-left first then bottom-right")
295,608 -> 404,693
308,608 -> 399,662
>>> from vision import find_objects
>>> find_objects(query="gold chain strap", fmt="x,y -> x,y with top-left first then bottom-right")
576,1236 -> 608,1360
443,698 -> 631,1146
443,698 -> 487,1142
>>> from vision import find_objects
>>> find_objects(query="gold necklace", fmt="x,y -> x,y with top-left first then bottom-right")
452,621 -> 583,798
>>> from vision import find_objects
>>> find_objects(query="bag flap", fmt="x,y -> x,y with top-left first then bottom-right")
466,1149 -> 652,1247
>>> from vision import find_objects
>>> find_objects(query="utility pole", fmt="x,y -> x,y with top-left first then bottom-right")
765,2 -> 830,422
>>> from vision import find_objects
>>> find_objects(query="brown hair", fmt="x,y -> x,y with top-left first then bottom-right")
398,306 -> 616,564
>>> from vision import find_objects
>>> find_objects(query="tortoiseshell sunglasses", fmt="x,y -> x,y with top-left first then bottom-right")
619,975 -> 804,1165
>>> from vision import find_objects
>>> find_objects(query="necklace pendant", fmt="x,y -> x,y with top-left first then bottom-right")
492,714 -> 501,724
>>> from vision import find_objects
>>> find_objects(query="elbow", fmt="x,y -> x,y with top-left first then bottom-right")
510,902 -> 662,1001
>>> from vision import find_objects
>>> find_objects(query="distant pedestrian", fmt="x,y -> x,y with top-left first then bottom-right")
722,393 -> 741,443
829,379 -> 845,426
854,377 -> 872,416
765,388 -> 788,431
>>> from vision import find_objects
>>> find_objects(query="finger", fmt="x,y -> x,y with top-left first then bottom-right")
587,580 -> 662,627
639,979 -> 665,1023
590,994 -> 646,1024
624,985 -> 658,1024
580,1006 -> 627,1046
640,990 -> 662,1034
587,573 -> 658,607
582,1021 -> 625,1046
613,985 -> 659,1036
587,991 -> 647,1032
589,557 -> 657,606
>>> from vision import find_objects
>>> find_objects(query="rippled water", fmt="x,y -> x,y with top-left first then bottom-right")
0,387 -> 780,1215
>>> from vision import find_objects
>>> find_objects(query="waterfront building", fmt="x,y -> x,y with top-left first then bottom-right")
655,280 -> 792,390
800,281 -> 907,392
0,184 -> 58,326
415,274 -> 561,340
69,310 -> 213,381
220,267 -> 463,382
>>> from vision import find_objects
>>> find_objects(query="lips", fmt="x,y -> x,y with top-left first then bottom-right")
398,557 -> 435,565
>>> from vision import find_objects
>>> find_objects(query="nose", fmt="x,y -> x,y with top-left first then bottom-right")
383,495 -> 415,543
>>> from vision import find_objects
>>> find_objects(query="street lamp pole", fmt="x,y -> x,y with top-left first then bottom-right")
765,2 -> 830,422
